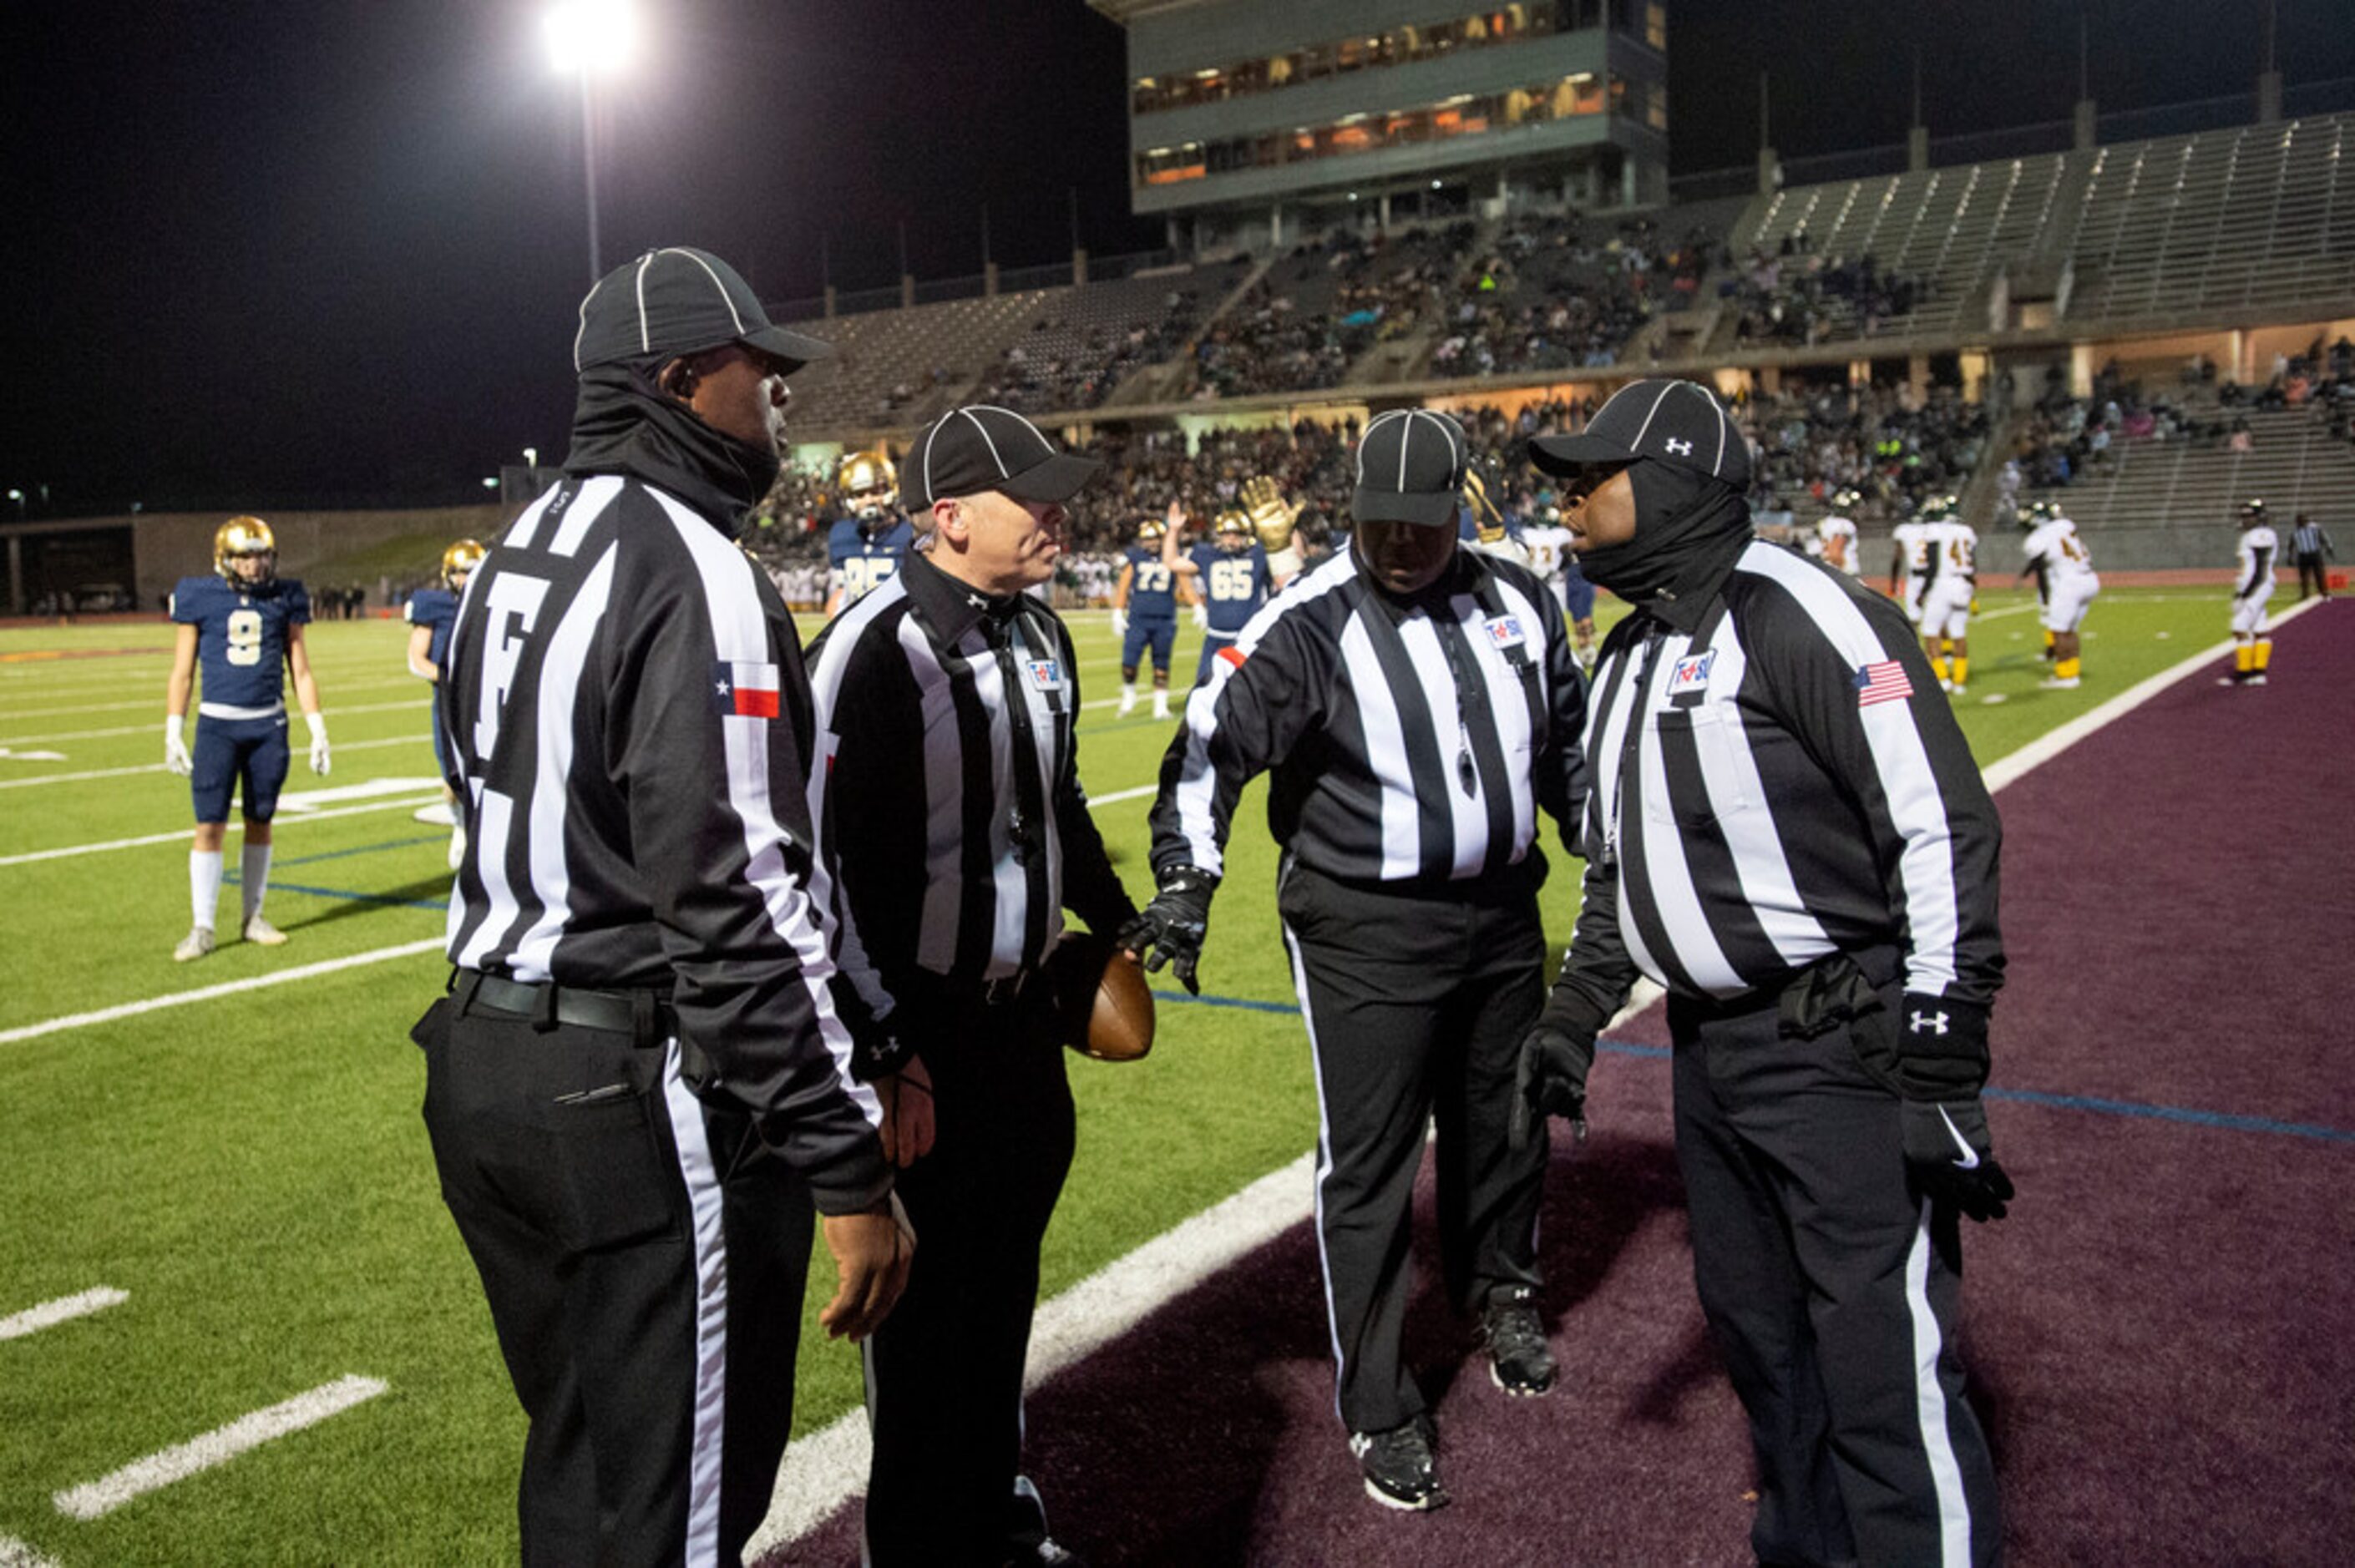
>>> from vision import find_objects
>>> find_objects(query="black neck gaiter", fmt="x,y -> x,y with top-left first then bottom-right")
562,361 -> 782,535
1575,459 -> 1755,619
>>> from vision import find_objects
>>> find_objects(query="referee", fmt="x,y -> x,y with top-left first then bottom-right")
1128,407 -> 1588,1513
2291,511 -> 2335,599
806,404 -> 1137,1567
422,246 -> 910,1566
1516,378 -> 2011,1566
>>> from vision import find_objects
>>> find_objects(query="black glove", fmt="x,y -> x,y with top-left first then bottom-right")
1900,1095 -> 2014,1222
1116,865 -> 1216,994
1510,993 -> 1599,1151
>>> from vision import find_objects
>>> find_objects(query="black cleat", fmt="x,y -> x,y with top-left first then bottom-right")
1478,1285 -> 1557,1397
1350,1417 -> 1448,1511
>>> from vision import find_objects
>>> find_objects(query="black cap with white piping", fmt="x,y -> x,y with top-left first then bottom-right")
573,246 -> 834,373
1529,378 -> 1752,491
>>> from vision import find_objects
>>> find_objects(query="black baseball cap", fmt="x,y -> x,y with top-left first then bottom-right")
1352,408 -> 1470,527
899,405 -> 1102,510
573,246 -> 834,373
1530,378 -> 1752,490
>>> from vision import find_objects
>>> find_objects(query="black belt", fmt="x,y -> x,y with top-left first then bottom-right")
453,969 -> 678,1043
930,968 -> 1036,1009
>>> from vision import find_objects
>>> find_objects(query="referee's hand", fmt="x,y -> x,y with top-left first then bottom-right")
1118,867 -> 1216,994
876,1055 -> 936,1168
818,1195 -> 914,1343
1511,1009 -> 1597,1153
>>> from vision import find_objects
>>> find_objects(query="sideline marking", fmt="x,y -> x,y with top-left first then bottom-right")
0,1287 -> 129,1343
3,696 -> 429,747
0,792 -> 445,867
0,939 -> 444,1047
0,733 -> 428,791
51,1374 -> 387,1521
0,673 -> 422,722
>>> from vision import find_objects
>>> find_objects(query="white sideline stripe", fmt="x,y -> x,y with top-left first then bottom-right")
276,776 -> 444,810
51,1373 -> 387,1521
0,1287 -> 129,1342
1084,782 -> 1157,808
0,733 -> 427,790
744,1154 -> 1319,1557
0,793 -> 445,868
0,939 -> 444,1047
1980,597 -> 2319,794
4,696 -> 429,746
0,1535 -> 62,1568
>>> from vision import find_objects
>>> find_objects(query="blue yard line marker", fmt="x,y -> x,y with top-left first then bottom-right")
1158,993 -> 2352,1147
1983,1084 -> 2355,1146
271,835 -> 448,869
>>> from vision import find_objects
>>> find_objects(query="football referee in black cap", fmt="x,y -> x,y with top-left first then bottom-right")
1516,378 -> 2011,1566
423,246 -> 912,1565
806,404 -> 1137,1566
1127,407 -> 1588,1513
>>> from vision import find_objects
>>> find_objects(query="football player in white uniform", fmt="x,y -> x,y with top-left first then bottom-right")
2223,498 -> 2279,686
1887,503 -> 1937,627
1917,500 -> 1978,693
1816,488 -> 1862,578
2016,501 -> 2099,689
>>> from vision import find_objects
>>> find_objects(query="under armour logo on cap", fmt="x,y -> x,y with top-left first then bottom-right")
1528,378 -> 1753,489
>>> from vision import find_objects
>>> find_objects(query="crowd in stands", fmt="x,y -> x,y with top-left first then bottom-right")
1183,225 -> 1471,399
1724,232 -> 1927,346
1432,215 -> 1714,378
1736,380 -> 1988,518
972,268 -> 1243,415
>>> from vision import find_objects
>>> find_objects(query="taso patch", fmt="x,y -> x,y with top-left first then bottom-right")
1668,650 -> 1716,695
1027,659 -> 1063,690
1484,615 -> 1527,650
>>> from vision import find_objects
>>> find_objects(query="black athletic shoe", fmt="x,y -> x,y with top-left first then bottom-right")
1350,1417 -> 1448,1511
1478,1285 -> 1557,1397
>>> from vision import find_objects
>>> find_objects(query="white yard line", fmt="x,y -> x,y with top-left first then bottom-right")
0,674 -> 420,724
0,793 -> 447,868
51,1374 -> 387,1521
1084,783 -> 1157,808
0,939 -> 445,1047
3,697 -> 429,747
0,733 -> 428,791
0,1287 -> 129,1343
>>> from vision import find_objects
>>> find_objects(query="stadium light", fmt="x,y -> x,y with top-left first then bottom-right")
483,477 -> 500,490
522,446 -> 539,470
543,0 -> 640,282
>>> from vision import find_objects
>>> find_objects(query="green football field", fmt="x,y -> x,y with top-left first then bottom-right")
0,584 -> 2231,1565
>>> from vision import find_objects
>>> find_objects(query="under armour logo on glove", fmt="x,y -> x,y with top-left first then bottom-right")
1909,1009 -> 1950,1036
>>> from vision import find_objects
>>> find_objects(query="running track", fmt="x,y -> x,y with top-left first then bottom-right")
772,605 -> 2353,1565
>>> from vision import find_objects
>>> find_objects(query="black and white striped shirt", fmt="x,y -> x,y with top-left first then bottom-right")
1554,540 -> 2003,1021
439,473 -> 885,1206
806,550 -> 1135,1053
1150,544 -> 1588,888
2291,519 -> 2333,558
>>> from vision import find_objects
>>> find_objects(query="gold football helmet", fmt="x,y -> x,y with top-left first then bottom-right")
442,539 -> 488,590
1213,509 -> 1253,549
1137,517 -> 1167,545
214,516 -> 277,586
838,448 -> 898,521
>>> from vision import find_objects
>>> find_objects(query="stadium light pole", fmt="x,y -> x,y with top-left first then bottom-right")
544,0 -> 640,283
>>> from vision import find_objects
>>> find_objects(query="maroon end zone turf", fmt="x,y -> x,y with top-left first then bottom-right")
768,606 -> 2353,1566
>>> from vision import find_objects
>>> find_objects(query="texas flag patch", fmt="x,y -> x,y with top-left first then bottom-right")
1668,649 -> 1716,694
1855,660 -> 1914,708
1026,658 -> 1063,690
1484,615 -> 1527,650
714,660 -> 782,719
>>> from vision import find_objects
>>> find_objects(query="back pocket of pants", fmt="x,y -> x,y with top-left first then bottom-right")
552,1087 -> 685,1252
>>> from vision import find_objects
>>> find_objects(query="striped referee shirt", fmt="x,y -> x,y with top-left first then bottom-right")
1150,544 -> 1588,888
2291,519 -> 2332,557
807,549 -> 1135,1053
1553,540 -> 2003,1024
439,473 -> 886,1208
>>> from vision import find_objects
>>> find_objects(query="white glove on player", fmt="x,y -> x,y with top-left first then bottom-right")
1191,604 -> 1209,630
306,712 -> 332,776
1111,608 -> 1128,637
165,719 -> 193,776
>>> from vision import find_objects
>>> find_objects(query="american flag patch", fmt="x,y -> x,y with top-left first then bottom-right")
1855,660 -> 1913,707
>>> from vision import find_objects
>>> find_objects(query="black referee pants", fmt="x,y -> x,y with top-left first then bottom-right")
2297,552 -> 2329,598
419,1004 -> 812,1568
1278,861 -> 1549,1436
1669,979 -> 2001,1568
863,985 -> 1076,1567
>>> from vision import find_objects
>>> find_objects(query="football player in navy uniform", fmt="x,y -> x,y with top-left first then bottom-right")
1113,514 -> 1188,718
404,539 -> 485,866
163,517 -> 332,960
824,447 -> 915,615
1162,501 -> 1283,686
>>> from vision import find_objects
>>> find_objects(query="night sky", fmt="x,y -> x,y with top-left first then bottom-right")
7,0 -> 2351,514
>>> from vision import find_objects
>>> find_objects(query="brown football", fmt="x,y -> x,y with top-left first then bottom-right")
1079,948 -> 1155,1062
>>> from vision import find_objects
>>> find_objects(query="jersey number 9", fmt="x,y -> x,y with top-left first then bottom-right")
225,609 -> 266,667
